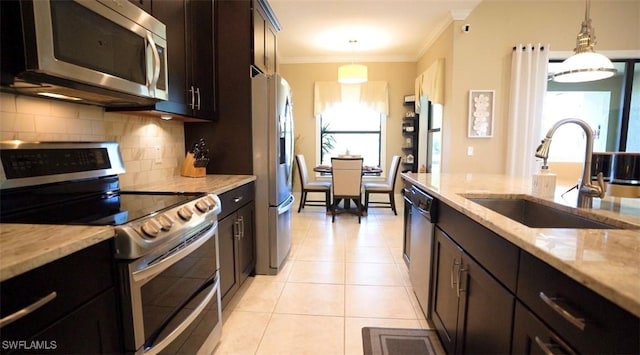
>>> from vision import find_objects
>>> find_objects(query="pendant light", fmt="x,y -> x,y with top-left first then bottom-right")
552,0 -> 616,83
338,40 -> 368,84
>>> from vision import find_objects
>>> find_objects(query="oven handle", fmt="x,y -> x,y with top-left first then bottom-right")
132,222 -> 217,284
144,276 -> 219,354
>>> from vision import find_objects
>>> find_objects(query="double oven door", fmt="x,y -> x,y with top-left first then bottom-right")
119,221 -> 221,354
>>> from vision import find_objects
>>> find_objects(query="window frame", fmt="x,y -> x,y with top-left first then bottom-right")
546,56 -> 638,154
315,107 -> 387,180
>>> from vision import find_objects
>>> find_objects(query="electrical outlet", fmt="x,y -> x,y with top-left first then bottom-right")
154,146 -> 162,164
467,146 -> 474,156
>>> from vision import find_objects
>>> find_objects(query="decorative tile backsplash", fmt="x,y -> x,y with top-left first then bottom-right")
0,93 -> 186,188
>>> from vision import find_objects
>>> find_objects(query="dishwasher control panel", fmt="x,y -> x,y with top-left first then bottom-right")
409,186 -> 438,222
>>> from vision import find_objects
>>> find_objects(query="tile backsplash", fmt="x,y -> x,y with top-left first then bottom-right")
0,93 -> 186,188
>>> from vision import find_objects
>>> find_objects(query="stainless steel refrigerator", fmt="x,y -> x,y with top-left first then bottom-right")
252,73 -> 295,275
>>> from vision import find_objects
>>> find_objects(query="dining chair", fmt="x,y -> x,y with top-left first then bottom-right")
295,154 -> 331,212
330,157 -> 364,223
364,155 -> 402,215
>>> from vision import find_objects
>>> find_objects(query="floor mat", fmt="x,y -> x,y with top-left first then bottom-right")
362,327 -> 445,355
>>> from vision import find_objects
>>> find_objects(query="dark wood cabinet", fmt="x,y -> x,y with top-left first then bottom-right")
151,0 -> 216,121
517,251 -> 639,354
185,0 -> 280,174
431,227 -> 514,354
186,0 -> 252,174
128,0 -> 152,13
218,182 -> 256,308
32,289 -> 122,354
512,301 -> 577,355
253,0 -> 279,74
431,198 -> 639,354
0,239 -> 122,354
431,227 -> 462,354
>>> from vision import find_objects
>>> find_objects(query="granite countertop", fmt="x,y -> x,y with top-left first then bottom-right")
401,172 -> 640,318
126,174 -> 256,194
0,174 -> 256,282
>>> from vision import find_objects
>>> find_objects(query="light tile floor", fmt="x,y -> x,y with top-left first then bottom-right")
213,194 -> 430,355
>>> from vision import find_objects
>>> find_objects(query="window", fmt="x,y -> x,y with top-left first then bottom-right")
544,59 -> 639,163
318,102 -> 384,167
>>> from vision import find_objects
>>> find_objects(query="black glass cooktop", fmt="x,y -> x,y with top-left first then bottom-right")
0,191 -> 204,226
85,192 -> 204,226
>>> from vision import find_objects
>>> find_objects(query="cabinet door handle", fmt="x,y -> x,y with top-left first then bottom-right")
457,266 -> 467,298
0,291 -> 57,328
233,219 -> 241,240
450,259 -> 459,289
539,292 -> 586,331
189,86 -> 195,109
534,336 -> 576,355
238,216 -> 244,239
195,87 -> 201,110
233,196 -> 243,203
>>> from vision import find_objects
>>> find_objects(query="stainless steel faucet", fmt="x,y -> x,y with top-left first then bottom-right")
535,118 -> 605,208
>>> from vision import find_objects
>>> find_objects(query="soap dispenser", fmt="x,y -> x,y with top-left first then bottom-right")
532,160 -> 556,198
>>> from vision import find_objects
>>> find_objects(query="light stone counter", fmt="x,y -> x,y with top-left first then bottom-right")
126,174 -> 256,194
0,224 -> 114,282
0,174 -> 256,282
402,172 -> 640,318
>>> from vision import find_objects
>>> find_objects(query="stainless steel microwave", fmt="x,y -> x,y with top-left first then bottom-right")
0,0 -> 168,107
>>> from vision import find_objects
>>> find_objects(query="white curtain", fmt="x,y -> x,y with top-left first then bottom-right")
414,58 -> 445,113
314,81 -> 389,117
506,43 -> 549,177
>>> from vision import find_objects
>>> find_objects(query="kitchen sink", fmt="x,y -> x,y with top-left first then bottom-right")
465,196 -> 622,229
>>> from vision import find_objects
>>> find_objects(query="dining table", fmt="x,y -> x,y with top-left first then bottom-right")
313,164 -> 383,212
313,165 -> 383,175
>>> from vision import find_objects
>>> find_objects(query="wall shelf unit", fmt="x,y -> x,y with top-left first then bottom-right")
401,100 -> 419,173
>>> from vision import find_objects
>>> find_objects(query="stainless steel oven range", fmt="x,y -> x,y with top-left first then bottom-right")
0,141 -> 222,354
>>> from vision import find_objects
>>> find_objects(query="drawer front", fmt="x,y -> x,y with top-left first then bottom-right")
437,203 -> 519,292
512,301 -> 577,355
517,252 -> 639,354
0,239 -> 115,341
218,182 -> 255,220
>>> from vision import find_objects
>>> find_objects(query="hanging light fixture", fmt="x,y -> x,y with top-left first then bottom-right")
338,40 -> 368,84
552,0 -> 617,83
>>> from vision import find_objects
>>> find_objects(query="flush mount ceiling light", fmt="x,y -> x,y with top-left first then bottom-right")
338,40 -> 368,84
552,0 -> 617,83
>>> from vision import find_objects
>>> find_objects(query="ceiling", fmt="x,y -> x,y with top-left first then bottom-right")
268,0 -> 483,64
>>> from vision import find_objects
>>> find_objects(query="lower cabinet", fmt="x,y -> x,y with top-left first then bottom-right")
31,289 -> 122,354
517,251 -> 639,354
218,182 -> 256,308
430,199 -> 640,354
431,227 -> 514,354
0,239 -> 122,354
512,301 -> 576,354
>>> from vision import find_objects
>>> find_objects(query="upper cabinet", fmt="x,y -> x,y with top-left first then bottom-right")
185,0 -> 281,174
127,0 -> 152,13
253,0 -> 280,74
153,0 -> 216,121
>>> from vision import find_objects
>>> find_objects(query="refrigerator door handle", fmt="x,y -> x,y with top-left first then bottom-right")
277,195 -> 295,214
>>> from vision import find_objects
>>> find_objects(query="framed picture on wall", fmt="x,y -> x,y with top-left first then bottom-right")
468,90 -> 495,138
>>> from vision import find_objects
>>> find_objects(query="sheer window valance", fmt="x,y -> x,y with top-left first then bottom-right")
314,81 -> 389,117
414,58 -> 444,113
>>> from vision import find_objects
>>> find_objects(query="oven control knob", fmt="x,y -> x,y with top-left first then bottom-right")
158,215 -> 173,231
178,206 -> 193,221
204,196 -> 217,210
195,200 -> 209,213
141,219 -> 161,238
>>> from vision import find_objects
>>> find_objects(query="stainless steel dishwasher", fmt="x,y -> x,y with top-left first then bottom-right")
408,185 -> 437,319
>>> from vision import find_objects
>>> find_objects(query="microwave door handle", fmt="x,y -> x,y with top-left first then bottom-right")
146,32 -> 161,95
